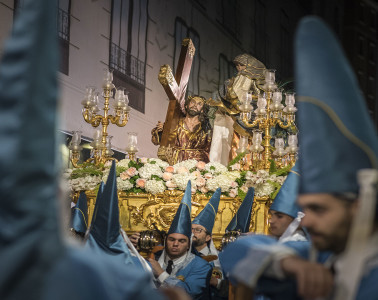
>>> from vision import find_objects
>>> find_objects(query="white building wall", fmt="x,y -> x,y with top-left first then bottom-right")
0,0 -> 304,159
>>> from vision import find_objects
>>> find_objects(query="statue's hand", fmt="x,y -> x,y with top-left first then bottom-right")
156,121 -> 164,132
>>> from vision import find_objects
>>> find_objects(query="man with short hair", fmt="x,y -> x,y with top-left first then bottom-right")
148,181 -> 212,300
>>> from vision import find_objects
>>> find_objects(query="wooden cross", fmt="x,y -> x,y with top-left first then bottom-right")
158,38 -> 195,151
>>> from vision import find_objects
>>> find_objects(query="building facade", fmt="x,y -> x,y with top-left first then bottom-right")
0,0 -> 376,162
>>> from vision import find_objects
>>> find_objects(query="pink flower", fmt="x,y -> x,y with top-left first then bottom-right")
140,157 -> 148,164
166,180 -> 177,189
230,181 -> 238,188
191,170 -> 201,178
191,187 -> 197,194
195,177 -> 206,187
162,172 -> 173,181
229,188 -> 238,198
136,178 -> 146,188
200,186 -> 209,194
204,173 -> 213,180
241,185 -> 248,193
177,166 -> 189,174
230,163 -> 241,171
196,161 -> 206,170
120,171 -> 130,180
165,166 -> 174,173
126,167 -> 137,177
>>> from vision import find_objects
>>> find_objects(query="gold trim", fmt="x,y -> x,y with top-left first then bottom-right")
158,65 -> 174,86
73,207 -> 88,228
208,203 -> 216,216
299,96 -> 377,168
289,170 -> 300,176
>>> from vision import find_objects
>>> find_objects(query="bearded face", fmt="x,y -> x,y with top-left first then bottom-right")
185,97 -> 204,116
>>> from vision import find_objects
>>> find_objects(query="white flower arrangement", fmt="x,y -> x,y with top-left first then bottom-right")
145,179 -> 166,194
138,163 -> 163,179
67,157 -> 290,199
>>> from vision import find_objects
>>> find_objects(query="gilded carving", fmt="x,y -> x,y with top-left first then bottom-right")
182,38 -> 195,59
158,65 -> 174,86
73,190 -> 272,247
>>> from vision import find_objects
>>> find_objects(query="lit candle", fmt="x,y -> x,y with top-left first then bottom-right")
126,132 -> 138,152
72,131 -> 82,145
264,69 -> 276,84
93,129 -> 102,141
237,135 -> 249,154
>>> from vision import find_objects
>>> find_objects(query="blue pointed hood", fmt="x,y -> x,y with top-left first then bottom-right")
86,161 -> 134,266
192,188 -> 221,233
269,164 -> 301,218
168,180 -> 192,238
0,0 -> 62,297
226,188 -> 255,233
295,17 -> 378,196
71,191 -> 88,234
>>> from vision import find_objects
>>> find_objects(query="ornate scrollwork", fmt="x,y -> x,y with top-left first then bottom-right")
73,191 -> 273,248
182,38 -> 195,58
158,65 -> 174,86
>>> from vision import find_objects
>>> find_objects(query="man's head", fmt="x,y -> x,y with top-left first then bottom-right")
191,224 -> 211,251
268,210 -> 295,238
298,193 -> 357,254
235,62 -> 246,72
185,95 -> 205,117
165,233 -> 190,259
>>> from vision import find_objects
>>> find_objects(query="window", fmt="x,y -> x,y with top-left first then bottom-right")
58,0 -> 70,75
110,0 -> 148,113
216,0 -> 240,40
358,36 -> 365,57
255,0 -> 266,62
14,0 -> 71,75
280,9 -> 290,78
368,42 -> 376,64
173,18 -> 200,96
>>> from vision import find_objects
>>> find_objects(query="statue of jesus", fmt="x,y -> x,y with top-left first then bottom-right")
151,95 -> 212,164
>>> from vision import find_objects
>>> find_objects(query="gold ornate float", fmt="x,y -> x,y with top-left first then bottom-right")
73,190 -> 272,248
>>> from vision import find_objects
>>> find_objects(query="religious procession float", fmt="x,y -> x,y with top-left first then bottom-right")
66,38 -> 299,248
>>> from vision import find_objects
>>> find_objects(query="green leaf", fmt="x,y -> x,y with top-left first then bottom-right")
237,188 -> 247,200
116,166 -> 127,177
228,151 -> 247,168
151,175 -> 163,181
269,159 -> 277,174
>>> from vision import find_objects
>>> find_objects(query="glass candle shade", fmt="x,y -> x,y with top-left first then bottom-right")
126,132 -> 138,152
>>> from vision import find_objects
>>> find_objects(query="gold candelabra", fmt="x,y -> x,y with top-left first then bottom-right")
238,69 -> 298,171
69,69 -> 131,167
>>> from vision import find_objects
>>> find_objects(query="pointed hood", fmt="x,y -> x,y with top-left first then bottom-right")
270,164 -> 301,218
0,0 -> 62,297
192,188 -> 221,233
86,161 -> 134,266
168,180 -> 192,238
71,191 -> 88,234
295,17 -> 378,196
226,188 -> 255,233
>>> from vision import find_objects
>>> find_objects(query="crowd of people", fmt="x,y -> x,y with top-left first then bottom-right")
0,0 -> 377,299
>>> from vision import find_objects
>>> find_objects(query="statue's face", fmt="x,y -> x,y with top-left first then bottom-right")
235,63 -> 246,72
187,97 -> 204,116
